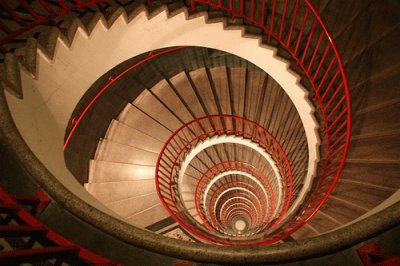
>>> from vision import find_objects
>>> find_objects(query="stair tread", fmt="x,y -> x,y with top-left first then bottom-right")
118,104 -> 172,142
133,88 -> 182,132
125,203 -> 169,228
94,139 -> 158,165
89,160 -> 155,183
85,179 -> 156,204
105,119 -> 163,153
105,192 -> 161,218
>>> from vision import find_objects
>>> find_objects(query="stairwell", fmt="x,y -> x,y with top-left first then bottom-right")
0,0 -> 399,264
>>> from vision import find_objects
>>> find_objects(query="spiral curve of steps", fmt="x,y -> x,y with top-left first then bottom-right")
0,0 -> 398,256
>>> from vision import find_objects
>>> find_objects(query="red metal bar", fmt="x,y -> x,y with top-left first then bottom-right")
0,0 -> 351,246
0,2 -> 26,26
307,32 -> 324,72
286,0 -> 299,46
294,8 -> 309,56
312,43 -> 331,81
268,0 -> 277,40
300,19 -> 317,64
279,0 -> 288,38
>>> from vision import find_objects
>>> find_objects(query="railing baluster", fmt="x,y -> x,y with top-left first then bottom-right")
0,2 -> 26,26
312,43 -> 331,81
294,8 -> 309,56
307,31 -> 324,72
279,0 -> 288,38
268,0 -> 277,40
286,0 -> 299,47
323,82 -> 343,112
300,19 -> 317,65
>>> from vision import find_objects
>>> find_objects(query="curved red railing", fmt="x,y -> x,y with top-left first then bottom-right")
206,182 -> 268,235
155,115 -> 293,245
186,0 -> 352,240
0,0 -> 351,244
194,161 -> 276,235
62,46 -> 188,150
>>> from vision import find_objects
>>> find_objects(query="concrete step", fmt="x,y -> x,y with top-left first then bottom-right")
94,139 -> 158,165
347,134 -> 400,162
243,70 -> 267,121
229,67 -> 246,117
125,203 -> 170,228
88,160 -> 155,183
318,195 -> 367,225
85,179 -> 156,204
291,223 -> 319,240
105,192 -> 161,219
188,68 -> 219,115
330,181 -> 393,211
117,103 -> 171,142
306,211 -> 342,234
150,79 -> 193,123
209,67 -> 232,115
341,161 -> 400,189
132,88 -> 182,132
352,103 -> 400,138
104,119 -> 164,153
169,71 -> 206,118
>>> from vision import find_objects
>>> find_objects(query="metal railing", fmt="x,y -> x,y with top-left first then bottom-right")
155,115 -> 293,245
0,186 -> 120,265
195,161 -> 276,235
0,0 -> 351,245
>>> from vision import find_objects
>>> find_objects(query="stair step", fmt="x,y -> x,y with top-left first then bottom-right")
209,66 -> 232,115
89,160 -> 155,183
85,179 -> 156,204
133,88 -> 182,132
125,203 -> 170,228
341,162 -> 400,189
318,196 -> 366,225
118,104 -> 171,142
105,192 -> 161,218
347,134 -> 400,162
169,71 -> 206,118
105,119 -> 163,153
243,70 -> 267,122
331,181 -> 392,211
94,139 -> 158,165
352,102 -> 400,137
188,68 -> 219,115
150,78 -> 193,123
229,67 -> 246,117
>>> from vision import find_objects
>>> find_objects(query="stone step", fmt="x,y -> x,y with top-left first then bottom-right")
94,139 -> 158,165
85,179 -> 156,204
125,203 -> 170,228
88,160 -> 155,183
132,88 -> 182,132
104,119 -> 163,153
117,103 -> 172,142
105,192 -> 161,220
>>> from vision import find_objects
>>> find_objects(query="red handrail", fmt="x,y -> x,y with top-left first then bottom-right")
0,0 -> 351,244
155,115 -> 293,245
185,0 -> 352,242
194,161 -> 276,234
63,46 -> 188,150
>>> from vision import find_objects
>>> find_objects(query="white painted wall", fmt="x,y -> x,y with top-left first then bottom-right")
4,7 -> 319,220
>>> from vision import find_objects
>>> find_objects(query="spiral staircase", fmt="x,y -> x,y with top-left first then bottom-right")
0,0 -> 399,265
